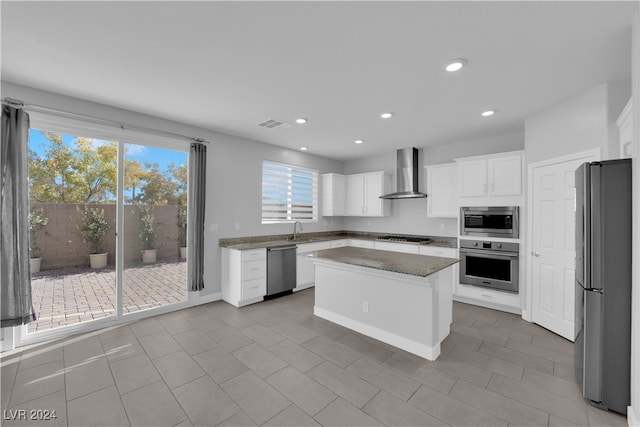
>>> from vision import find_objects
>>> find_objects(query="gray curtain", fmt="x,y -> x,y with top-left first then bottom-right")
1,105 -> 34,327
188,142 -> 206,291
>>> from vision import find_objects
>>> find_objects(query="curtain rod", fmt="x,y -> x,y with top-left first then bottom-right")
2,97 -> 208,144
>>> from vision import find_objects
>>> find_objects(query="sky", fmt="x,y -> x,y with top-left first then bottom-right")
29,128 -> 188,172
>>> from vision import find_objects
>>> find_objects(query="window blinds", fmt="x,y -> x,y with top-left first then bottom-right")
262,161 -> 318,223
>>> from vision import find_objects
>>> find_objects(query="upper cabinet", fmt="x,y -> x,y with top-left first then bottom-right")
322,173 -> 345,216
322,171 -> 390,217
345,172 -> 390,216
487,155 -> 522,196
616,98 -> 633,159
425,163 -> 458,218
456,151 -> 524,204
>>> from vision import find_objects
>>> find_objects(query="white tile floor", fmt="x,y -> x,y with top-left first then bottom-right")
1,288 -> 629,426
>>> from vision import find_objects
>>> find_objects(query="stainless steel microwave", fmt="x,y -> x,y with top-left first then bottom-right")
460,206 -> 519,238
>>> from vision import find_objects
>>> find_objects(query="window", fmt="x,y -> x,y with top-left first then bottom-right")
262,161 -> 318,224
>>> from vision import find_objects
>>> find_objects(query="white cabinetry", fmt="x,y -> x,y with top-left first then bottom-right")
418,246 -> 457,258
425,163 -> 458,218
454,283 -> 521,315
322,174 -> 345,216
616,98 -> 633,158
456,152 -> 523,205
344,172 -> 390,217
374,241 -> 420,254
222,248 -> 266,307
488,156 -> 522,196
296,241 -> 334,289
458,159 -> 487,198
348,239 -> 375,249
419,246 -> 458,295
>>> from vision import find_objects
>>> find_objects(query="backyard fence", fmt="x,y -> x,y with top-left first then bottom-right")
30,203 -> 185,270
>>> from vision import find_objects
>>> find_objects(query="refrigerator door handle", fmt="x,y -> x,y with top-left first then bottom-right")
590,164 -> 602,290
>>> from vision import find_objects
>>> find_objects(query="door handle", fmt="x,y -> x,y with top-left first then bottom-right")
532,251 -> 540,257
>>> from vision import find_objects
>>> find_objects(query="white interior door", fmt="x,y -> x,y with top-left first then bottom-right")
530,151 -> 598,341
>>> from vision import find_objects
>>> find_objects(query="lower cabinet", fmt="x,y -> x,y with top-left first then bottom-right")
453,283 -> 521,314
296,241 -> 336,289
419,246 -> 458,298
348,239 -> 375,249
221,248 -> 266,307
374,241 -> 420,254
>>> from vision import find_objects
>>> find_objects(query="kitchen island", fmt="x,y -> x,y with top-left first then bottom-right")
310,246 -> 459,361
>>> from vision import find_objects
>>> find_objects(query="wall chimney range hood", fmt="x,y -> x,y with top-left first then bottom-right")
379,147 -> 427,199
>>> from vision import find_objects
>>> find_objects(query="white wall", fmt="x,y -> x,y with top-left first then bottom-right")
1,82 -> 345,299
525,81 -> 630,165
341,132 -> 524,236
629,13 -> 639,427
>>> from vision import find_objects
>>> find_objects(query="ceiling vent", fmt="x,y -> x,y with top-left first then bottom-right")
257,118 -> 293,129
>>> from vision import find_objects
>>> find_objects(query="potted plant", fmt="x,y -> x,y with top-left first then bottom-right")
28,207 -> 49,273
139,205 -> 158,263
77,205 -> 112,269
177,206 -> 187,259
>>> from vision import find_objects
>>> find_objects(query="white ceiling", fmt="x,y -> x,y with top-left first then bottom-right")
1,1 -> 637,161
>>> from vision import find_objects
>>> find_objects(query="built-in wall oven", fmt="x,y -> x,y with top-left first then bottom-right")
460,206 -> 519,238
459,239 -> 519,293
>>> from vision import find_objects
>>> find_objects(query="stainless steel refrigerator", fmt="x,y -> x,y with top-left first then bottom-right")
575,158 -> 632,415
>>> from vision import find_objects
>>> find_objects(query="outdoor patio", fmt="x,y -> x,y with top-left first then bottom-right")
29,258 -> 187,333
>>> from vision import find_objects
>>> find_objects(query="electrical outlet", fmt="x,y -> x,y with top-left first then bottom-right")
362,301 -> 369,313
210,223 -> 218,232
234,222 -> 240,230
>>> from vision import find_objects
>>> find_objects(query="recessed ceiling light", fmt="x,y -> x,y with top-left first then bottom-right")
300,146 -> 309,151
380,112 -> 394,119
354,139 -> 364,144
295,117 -> 308,124
443,58 -> 467,72
481,110 -> 496,117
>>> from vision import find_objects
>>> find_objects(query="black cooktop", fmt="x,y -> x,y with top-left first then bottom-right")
376,235 -> 431,244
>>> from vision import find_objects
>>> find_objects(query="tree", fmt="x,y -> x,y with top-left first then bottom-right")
29,132 -> 117,203
169,163 -> 188,206
124,158 -> 147,204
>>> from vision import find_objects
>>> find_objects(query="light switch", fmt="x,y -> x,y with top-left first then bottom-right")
210,223 -> 218,232
234,222 -> 240,230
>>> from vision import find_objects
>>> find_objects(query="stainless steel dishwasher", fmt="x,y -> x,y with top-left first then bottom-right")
266,244 -> 297,297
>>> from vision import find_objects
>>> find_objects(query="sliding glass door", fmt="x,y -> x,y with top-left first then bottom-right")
27,129 -> 118,333
26,123 -> 189,337
122,143 -> 188,315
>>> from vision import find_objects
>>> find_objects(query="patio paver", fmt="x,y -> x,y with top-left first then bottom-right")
29,258 -> 187,333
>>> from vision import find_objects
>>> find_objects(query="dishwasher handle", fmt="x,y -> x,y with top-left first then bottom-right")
267,245 -> 297,252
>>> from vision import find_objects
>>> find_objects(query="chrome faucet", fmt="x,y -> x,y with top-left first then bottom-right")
293,221 -> 303,240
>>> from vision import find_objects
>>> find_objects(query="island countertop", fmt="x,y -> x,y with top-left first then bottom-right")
309,246 -> 459,278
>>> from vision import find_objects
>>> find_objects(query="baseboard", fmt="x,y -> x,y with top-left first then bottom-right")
628,405 -> 639,427
314,306 -> 440,361
195,292 -> 222,305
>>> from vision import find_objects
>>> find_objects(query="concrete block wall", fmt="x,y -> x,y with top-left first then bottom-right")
31,203 -> 184,270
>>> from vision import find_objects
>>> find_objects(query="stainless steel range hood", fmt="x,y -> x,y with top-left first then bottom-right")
379,147 -> 427,199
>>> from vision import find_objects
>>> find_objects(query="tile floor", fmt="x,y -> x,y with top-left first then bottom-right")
1,288 -> 629,426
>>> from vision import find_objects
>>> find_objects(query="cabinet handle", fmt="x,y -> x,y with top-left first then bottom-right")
482,294 -> 493,299
250,267 -> 260,271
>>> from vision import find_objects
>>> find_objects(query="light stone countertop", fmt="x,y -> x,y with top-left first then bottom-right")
309,246 -> 460,278
219,232 -> 457,251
